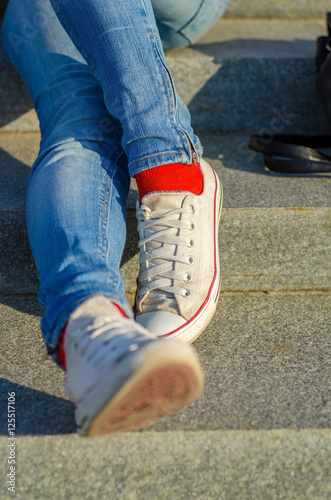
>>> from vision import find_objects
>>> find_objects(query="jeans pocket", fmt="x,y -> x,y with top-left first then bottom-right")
180,0 -> 229,45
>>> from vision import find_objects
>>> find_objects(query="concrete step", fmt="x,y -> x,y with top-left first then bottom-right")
0,19 -> 329,134
224,0 -> 330,19
0,0 -> 328,21
0,292 -> 330,498
1,430 -> 330,499
0,131 -> 330,295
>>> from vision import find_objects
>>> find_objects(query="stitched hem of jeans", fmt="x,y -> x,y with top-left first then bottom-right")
128,151 -> 193,177
180,0 -> 229,45
179,0 -> 204,41
151,35 -> 188,154
129,140 -> 203,174
177,32 -> 191,47
129,150 -> 187,167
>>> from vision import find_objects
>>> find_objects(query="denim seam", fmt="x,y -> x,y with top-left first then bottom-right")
99,148 -> 123,261
177,32 -> 191,46
100,174 -> 111,260
179,0 -> 204,37
150,36 -> 171,117
140,0 -> 157,32
48,8 -> 192,166
128,150 -> 187,169
151,35 -> 188,154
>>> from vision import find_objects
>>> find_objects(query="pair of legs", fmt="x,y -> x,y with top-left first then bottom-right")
2,0 -> 227,361
2,0 -> 227,434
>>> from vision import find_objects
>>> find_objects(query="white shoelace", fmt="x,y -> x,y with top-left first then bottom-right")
136,203 -> 196,305
75,317 -> 152,367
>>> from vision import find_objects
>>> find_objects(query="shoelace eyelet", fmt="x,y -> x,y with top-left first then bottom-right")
185,273 -> 192,282
188,256 -> 194,265
190,204 -> 196,214
183,290 -> 191,298
190,222 -> 196,231
189,239 -> 195,248
129,343 -> 138,352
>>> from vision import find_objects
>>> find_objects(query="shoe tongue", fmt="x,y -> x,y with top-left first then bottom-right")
139,191 -> 189,315
141,191 -> 189,255
141,190 -> 190,211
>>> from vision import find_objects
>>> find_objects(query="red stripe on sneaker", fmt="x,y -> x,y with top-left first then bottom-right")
112,303 -> 127,318
161,168 -> 220,337
58,324 -> 67,371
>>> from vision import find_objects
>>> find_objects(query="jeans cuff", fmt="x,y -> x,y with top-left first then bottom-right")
129,142 -> 203,177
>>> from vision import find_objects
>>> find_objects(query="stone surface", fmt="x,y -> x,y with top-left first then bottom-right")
0,0 -> 328,20
0,212 -> 39,294
2,132 -> 331,212
0,133 -> 32,212
0,430 -> 330,500
188,18 -> 325,56
168,19 -> 328,134
1,205 -> 330,295
1,132 -> 330,294
1,19 -> 329,133
1,292 -> 330,498
0,292 -> 330,435
224,0 -> 331,19
198,134 -> 331,210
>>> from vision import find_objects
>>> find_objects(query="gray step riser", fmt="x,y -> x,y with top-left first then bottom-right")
1,293 -> 330,499
1,207 -> 329,295
1,0 -> 329,22
1,293 -> 330,434
224,0 -> 330,19
0,53 -> 329,135
170,57 -> 329,135
1,431 -> 330,500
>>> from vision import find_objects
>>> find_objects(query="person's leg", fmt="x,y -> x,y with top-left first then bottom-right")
133,0 -> 227,340
2,0 -> 131,356
1,0 -> 204,435
45,0 -> 225,343
47,0 -> 203,175
152,0 -> 230,51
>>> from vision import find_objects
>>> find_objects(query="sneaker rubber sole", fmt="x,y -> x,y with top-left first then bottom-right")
76,341 -> 204,436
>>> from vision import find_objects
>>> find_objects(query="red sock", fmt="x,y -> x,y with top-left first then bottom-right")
58,325 -> 67,372
135,162 -> 203,201
57,302 -> 127,371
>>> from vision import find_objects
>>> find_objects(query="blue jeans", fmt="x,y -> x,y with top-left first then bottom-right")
1,0 -> 228,359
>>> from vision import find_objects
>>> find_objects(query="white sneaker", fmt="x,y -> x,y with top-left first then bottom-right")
135,159 -> 222,343
63,295 -> 203,436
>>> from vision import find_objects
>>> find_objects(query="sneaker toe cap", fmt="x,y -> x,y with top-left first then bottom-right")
136,311 -> 186,336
